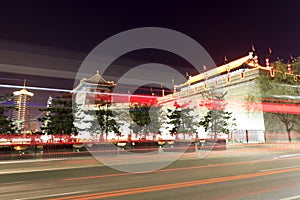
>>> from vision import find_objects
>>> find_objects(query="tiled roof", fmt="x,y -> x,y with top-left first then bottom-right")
83,71 -> 115,86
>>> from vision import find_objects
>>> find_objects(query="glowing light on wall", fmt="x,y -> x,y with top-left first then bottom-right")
240,71 -> 245,79
287,63 -> 292,74
270,69 -> 275,77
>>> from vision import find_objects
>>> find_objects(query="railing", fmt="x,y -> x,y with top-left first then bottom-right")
0,134 -> 199,161
0,134 -> 79,145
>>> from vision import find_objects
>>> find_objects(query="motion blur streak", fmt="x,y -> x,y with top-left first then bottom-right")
0,84 -> 159,99
251,102 -> 300,114
0,63 -> 79,80
63,155 -> 300,181
0,84 -> 71,93
216,182 -> 300,200
51,167 -> 300,200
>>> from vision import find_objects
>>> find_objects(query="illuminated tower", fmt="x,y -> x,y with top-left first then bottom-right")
12,81 -> 34,133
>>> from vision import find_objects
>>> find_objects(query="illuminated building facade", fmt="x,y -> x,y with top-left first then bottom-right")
73,71 -> 116,138
73,71 -> 158,140
157,53 -> 265,141
12,84 -> 34,133
158,52 -> 300,142
74,53 -> 300,142
74,71 -> 115,109
29,119 -> 40,133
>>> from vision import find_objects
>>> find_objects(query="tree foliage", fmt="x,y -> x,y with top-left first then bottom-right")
167,107 -> 181,134
94,105 -> 119,135
199,91 -> 236,138
0,106 -> 15,134
129,103 -> 162,137
166,101 -> 198,137
38,92 -> 77,134
248,57 -> 300,142
0,94 -> 15,134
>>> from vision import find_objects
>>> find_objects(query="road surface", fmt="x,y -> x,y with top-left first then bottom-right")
1,146 -> 300,200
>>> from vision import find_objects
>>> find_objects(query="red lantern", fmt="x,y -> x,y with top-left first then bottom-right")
270,69 -> 275,77
287,64 -> 292,74
254,55 -> 259,67
227,73 -> 231,83
265,58 -> 270,67
240,71 -> 245,79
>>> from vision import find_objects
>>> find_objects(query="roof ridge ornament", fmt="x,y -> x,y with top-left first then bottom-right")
176,54 -> 255,88
249,51 -> 254,58
80,71 -> 116,86
224,56 -> 228,64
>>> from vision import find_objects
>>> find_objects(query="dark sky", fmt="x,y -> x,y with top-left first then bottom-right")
0,0 -> 300,60
1,0 -> 300,115
0,1 -> 299,61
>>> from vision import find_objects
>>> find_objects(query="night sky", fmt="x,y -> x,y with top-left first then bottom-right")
1,0 -> 300,117
0,1 -> 299,61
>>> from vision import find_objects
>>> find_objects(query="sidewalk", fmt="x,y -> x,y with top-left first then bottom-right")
228,142 -> 300,150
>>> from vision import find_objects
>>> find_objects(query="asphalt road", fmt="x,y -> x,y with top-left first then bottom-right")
1,147 -> 300,200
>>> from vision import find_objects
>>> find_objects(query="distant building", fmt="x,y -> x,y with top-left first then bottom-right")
29,119 -> 40,133
12,82 -> 34,133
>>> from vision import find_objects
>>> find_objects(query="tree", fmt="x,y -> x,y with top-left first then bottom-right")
38,92 -> 77,134
129,103 -> 151,135
75,99 -> 120,141
247,57 -> 300,142
166,101 -> 199,139
0,94 -> 15,134
166,107 -> 181,135
199,91 -> 236,138
129,103 -> 162,138
95,104 -> 119,140
0,106 -> 15,134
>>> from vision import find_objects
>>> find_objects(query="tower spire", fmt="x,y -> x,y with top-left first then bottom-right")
23,79 -> 26,88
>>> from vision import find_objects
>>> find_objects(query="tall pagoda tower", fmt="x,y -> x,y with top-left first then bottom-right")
12,80 -> 34,133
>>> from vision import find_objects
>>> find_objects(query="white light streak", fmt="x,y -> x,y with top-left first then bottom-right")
0,84 -> 159,99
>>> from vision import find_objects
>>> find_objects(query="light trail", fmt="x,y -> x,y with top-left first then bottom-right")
63,154 -> 300,181
51,166 -> 300,200
0,84 -> 159,99
0,84 -> 71,93
1,84 -> 299,113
